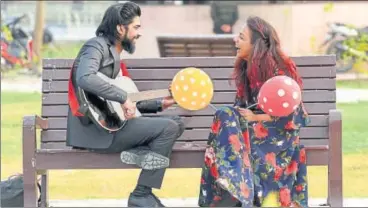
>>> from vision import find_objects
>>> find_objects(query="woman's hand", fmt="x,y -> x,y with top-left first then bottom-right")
162,96 -> 176,110
161,83 -> 176,110
237,108 -> 258,121
237,107 -> 273,122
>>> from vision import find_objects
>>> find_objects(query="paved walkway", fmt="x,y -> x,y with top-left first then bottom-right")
49,197 -> 368,207
2,77 -> 368,103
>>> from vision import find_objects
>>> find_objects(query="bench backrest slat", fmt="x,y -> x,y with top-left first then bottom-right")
40,56 -> 336,150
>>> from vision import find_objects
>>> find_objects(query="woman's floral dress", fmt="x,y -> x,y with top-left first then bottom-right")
198,74 -> 310,207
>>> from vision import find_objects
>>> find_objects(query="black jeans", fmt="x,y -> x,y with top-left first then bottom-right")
90,115 -> 184,189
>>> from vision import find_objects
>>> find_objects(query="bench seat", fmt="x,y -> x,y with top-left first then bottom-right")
22,56 -> 342,207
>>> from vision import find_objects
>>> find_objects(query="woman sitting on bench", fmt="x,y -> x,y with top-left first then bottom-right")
198,16 -> 310,207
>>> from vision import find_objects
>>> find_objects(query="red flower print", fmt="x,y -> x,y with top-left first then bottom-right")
243,152 -> 251,167
285,160 -> 298,175
213,195 -> 222,201
253,122 -> 269,139
229,134 -> 241,152
279,187 -> 291,206
210,165 -> 219,178
242,130 -> 251,152
265,152 -> 277,168
205,156 -> 212,167
211,120 -> 221,134
274,165 -> 283,181
285,120 -> 297,130
204,147 -> 215,167
295,184 -> 303,192
240,182 -> 250,198
299,148 -> 306,164
231,195 -> 238,201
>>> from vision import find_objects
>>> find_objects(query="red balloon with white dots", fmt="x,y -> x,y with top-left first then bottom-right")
257,75 -> 302,117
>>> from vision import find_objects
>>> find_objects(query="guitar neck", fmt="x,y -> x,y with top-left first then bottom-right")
128,89 -> 171,102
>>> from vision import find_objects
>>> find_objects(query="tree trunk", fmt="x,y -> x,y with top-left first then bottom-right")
33,1 -> 45,73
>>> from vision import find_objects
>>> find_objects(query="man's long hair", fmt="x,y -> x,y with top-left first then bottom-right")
95,2 -> 141,44
232,16 -> 302,100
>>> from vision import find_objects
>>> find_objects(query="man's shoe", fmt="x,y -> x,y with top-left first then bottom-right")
127,192 -> 165,207
120,147 -> 170,170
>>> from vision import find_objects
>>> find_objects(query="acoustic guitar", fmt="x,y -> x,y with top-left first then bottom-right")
88,71 -> 172,132
84,67 -> 214,132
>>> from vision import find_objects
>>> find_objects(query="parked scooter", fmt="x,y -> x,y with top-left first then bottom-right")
1,13 -> 54,75
321,22 -> 368,73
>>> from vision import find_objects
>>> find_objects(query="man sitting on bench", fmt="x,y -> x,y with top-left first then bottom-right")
66,2 -> 184,207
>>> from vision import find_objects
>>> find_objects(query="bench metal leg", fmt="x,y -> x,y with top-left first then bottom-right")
328,109 -> 343,207
23,116 -> 39,207
40,172 -> 49,207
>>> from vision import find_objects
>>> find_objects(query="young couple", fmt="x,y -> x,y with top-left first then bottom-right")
67,2 -> 309,207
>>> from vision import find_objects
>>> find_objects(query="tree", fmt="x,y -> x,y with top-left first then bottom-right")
33,1 -> 45,73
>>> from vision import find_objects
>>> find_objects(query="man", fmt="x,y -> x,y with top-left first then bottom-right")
210,1 -> 239,34
66,2 -> 184,207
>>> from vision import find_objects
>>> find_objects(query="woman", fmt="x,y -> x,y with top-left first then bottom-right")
198,16 -> 310,207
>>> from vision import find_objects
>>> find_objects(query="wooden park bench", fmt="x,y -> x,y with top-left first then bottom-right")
22,55 -> 342,207
156,34 -> 236,57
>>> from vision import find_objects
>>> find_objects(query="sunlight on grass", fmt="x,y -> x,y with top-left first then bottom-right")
1,91 -> 368,199
336,79 -> 368,89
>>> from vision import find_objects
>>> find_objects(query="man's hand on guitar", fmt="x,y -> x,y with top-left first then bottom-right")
122,98 -> 136,120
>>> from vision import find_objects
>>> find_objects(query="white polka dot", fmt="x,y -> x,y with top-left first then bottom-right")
293,105 -> 298,110
207,79 -> 211,84
191,101 -> 196,106
278,89 -> 285,97
201,102 -> 206,106
181,97 -> 187,102
180,76 -> 185,81
175,86 -> 179,91
201,93 -> 207,98
192,92 -> 198,96
200,81 -> 206,86
199,70 -> 205,75
187,70 -> 194,74
263,97 -> 267,103
183,85 -> 189,91
260,104 -> 264,109
283,102 -> 289,108
293,92 -> 299,100
190,78 -> 196,84
268,109 -> 273,113
284,78 -> 292,86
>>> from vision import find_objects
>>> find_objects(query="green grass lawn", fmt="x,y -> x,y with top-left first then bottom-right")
1,91 -> 368,199
336,80 -> 368,89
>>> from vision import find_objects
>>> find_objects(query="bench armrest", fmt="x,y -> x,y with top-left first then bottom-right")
23,115 -> 48,129
22,115 -> 47,206
328,109 -> 343,207
22,115 -> 48,168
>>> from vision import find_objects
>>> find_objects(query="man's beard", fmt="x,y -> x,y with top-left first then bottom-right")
121,34 -> 136,54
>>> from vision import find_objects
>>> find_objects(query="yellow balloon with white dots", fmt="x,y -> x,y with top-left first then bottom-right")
171,67 -> 214,111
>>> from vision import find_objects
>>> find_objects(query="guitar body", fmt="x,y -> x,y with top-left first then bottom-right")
97,72 -> 142,121
103,75 -> 143,120
87,72 -> 170,132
